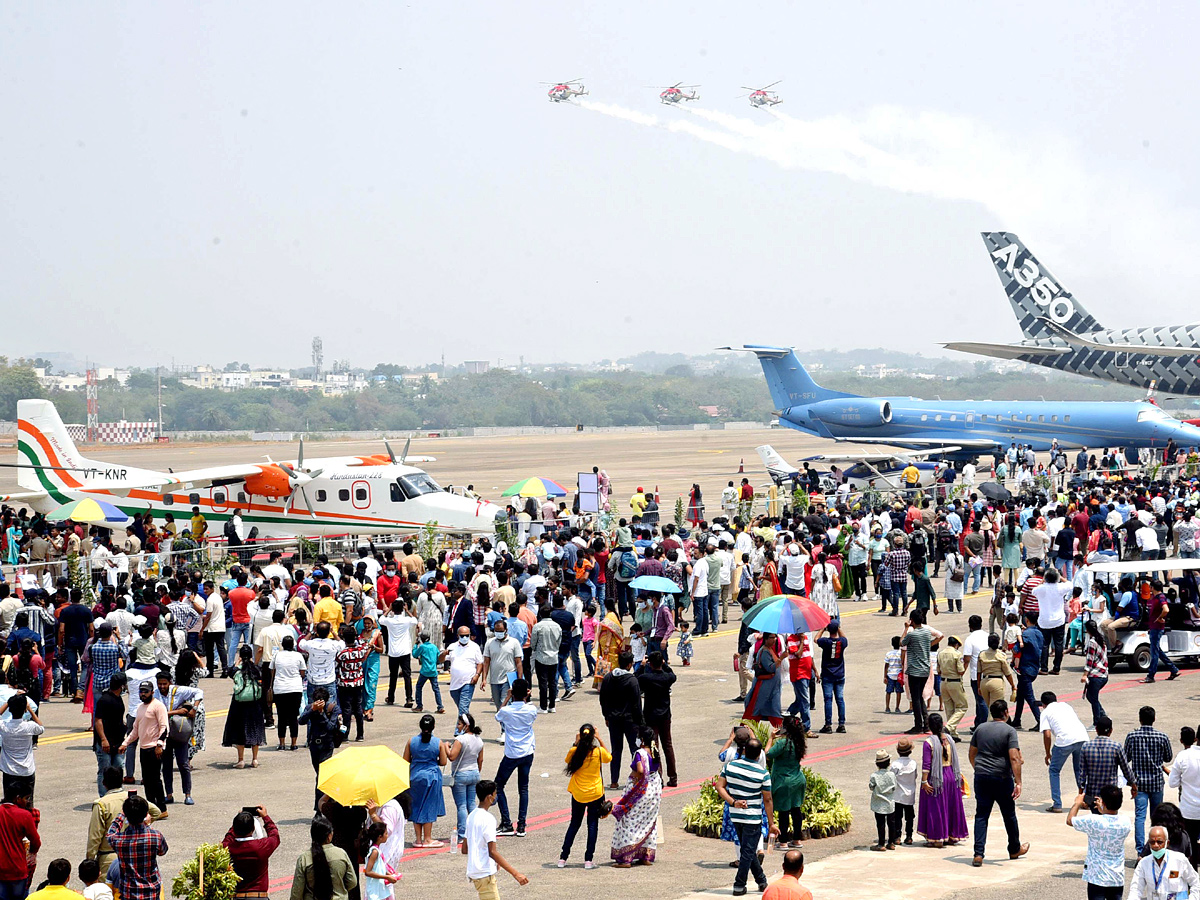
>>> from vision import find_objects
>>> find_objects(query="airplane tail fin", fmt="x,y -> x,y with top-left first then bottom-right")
725,345 -> 856,411
755,445 -> 797,481
17,399 -> 90,493
981,232 -> 1101,339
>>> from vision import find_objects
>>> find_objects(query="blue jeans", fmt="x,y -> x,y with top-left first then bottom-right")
0,878 -> 30,900
226,622 -> 251,668
450,683 -> 475,717
788,678 -> 811,731
583,640 -> 596,676
1048,741 -> 1083,808
891,581 -> 908,614
1084,676 -> 1108,727
822,677 -> 845,727
557,651 -> 573,693
1013,672 -> 1040,725
62,646 -> 83,696
451,769 -> 480,840
1133,788 -> 1164,853
1147,629 -> 1178,679
694,594 -> 710,635
708,595 -> 720,631
416,674 -> 442,709
968,563 -> 983,594
569,634 -> 582,683
95,745 -> 123,795
595,582 -> 607,617
1056,558 -> 1075,579
495,752 -> 533,827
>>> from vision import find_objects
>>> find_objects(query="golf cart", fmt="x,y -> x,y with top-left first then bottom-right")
1088,557 -> 1200,672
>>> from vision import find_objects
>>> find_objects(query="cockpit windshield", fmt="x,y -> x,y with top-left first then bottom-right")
396,473 -> 443,499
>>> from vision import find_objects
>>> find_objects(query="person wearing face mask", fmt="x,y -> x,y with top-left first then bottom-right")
1129,824 -> 1200,900
377,563 -> 403,609
481,620 -> 524,719
1067,785 -> 1132,900
445,626 -> 484,717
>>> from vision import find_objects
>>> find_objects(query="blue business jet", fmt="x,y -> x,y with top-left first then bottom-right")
731,345 -> 1200,459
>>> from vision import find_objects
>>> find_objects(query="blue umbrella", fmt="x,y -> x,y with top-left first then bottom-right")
629,574 -> 682,594
742,594 -> 831,635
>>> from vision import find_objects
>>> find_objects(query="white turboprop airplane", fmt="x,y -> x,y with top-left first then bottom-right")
4,400 -> 503,538
756,444 -> 947,492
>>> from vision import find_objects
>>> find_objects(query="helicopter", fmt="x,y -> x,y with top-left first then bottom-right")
739,81 -> 782,108
652,82 -> 700,104
542,79 -> 588,102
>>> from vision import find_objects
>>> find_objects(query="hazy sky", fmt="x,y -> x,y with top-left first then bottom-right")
3,3 -> 1200,371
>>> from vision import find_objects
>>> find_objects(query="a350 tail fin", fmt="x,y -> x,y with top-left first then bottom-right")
17,399 -> 89,493
723,345 -> 855,411
981,232 -> 1101,339
755,445 -> 798,482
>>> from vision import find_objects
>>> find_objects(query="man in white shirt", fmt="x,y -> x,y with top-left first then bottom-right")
261,552 -> 291,588
1034,568 -> 1071,675
298,621 -> 342,702
463,779 -> 527,896
1129,825 -> 1200,900
960,615 -> 991,731
1039,690 -> 1089,812
716,540 -> 734,625
445,626 -> 484,717
780,542 -> 809,597
378,601 -> 418,707
690,552 -> 712,636
202,588 -> 228,676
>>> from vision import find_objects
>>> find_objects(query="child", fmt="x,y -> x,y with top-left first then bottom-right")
1002,585 -> 1019,620
868,748 -> 898,851
79,859 -> 113,900
363,820 -> 402,900
412,632 -> 444,714
1003,612 -> 1023,666
889,738 -> 918,845
677,620 -> 694,666
629,623 -> 647,672
582,604 -> 598,676
883,636 -> 902,712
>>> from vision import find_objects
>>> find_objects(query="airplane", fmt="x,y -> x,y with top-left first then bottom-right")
542,79 -> 587,103
944,232 -> 1200,396
757,444 -> 940,491
653,82 -> 699,104
4,400 -> 504,538
729,345 -> 1200,460
738,81 -> 782,108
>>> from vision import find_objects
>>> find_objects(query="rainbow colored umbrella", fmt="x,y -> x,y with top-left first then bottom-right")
46,497 -> 133,528
501,477 -> 567,498
742,594 -> 831,635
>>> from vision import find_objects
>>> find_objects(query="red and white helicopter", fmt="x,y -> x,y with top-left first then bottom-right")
653,82 -> 699,104
543,79 -> 588,103
739,81 -> 782,108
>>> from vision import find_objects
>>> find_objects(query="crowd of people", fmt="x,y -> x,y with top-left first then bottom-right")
5,446 -> 1200,900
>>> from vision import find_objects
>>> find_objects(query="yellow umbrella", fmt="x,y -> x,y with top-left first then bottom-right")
317,745 -> 410,806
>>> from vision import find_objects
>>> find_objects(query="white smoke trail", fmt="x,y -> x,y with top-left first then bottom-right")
576,99 -> 751,155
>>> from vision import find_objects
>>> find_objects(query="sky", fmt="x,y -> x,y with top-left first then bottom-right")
3,3 -> 1200,372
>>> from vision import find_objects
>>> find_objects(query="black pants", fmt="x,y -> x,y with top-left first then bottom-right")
891,802 -> 914,840
777,807 -> 803,843
973,775 -> 1021,858
647,715 -> 677,784
140,747 -> 166,809
310,745 -> 334,810
971,680 -> 988,730
534,661 -> 558,711
203,632 -> 228,674
337,685 -> 364,740
561,797 -> 605,862
1039,625 -> 1065,672
386,655 -> 412,705
275,692 -> 302,741
850,563 -> 868,598
260,666 -> 275,725
607,719 -> 640,786
908,674 -> 929,730
734,822 -> 767,890
161,738 -> 191,797
1086,885 -> 1123,900
875,811 -> 898,845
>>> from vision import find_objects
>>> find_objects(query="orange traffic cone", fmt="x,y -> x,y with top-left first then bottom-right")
738,458 -> 744,473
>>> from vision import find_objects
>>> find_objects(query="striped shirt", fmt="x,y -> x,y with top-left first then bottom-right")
722,757 -> 772,826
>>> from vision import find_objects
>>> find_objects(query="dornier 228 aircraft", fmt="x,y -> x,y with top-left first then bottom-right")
5,400 -> 503,537
728,346 -> 1200,460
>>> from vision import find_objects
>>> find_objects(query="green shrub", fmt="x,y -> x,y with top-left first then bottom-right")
172,843 -> 240,900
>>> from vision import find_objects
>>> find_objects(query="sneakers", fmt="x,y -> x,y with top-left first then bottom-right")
584,861 -> 594,870
497,822 -> 515,835
514,824 -> 527,837
835,725 -> 846,734
184,797 -> 195,805
547,707 -> 557,714
557,860 -> 566,868
818,725 -> 833,734
563,687 -> 577,700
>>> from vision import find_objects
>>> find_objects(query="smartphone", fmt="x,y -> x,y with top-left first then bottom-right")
242,806 -> 259,816
128,788 -> 137,796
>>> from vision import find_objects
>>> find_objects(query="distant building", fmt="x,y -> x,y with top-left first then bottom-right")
464,360 -> 490,375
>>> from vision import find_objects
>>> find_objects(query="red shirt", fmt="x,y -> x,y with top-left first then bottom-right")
228,587 -> 256,624
221,813 -> 280,893
0,802 -> 40,881
377,573 -> 403,605
786,634 -> 813,681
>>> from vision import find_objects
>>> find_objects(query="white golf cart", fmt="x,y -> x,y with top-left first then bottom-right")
1089,557 -> 1200,672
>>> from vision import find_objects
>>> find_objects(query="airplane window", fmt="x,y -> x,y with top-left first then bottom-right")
966,415 -> 974,423
317,490 -> 327,502
1011,414 -> 1018,422
162,494 -> 174,506
397,473 -> 443,499
1038,415 -> 1045,423
338,489 -> 350,502
237,492 -> 247,503
1025,415 -> 1032,423
214,491 -> 226,504
1064,415 -> 1071,423
934,414 -> 942,422
390,483 -> 404,503
355,488 -> 368,502
980,414 -> 987,422
1051,415 -> 1058,423
920,414 -> 928,422
950,415 -> 957,422
189,493 -> 200,505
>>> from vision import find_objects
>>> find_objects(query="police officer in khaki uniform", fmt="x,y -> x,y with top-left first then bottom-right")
938,635 -> 969,741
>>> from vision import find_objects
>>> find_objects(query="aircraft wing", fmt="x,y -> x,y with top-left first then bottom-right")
78,463 -> 272,495
799,447 -> 962,464
280,454 -> 436,469
942,341 -> 1072,359
1036,318 -> 1200,356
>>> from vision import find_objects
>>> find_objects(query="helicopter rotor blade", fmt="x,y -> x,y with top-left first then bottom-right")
762,80 -> 782,89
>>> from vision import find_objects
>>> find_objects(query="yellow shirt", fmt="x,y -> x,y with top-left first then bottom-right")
629,493 -> 647,515
313,596 -> 344,631
191,514 -> 207,539
902,465 -> 920,485
28,887 -> 86,900
565,745 -> 612,803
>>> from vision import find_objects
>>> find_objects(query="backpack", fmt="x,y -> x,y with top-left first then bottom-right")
619,551 -> 639,579
232,670 -> 261,703
223,519 -> 236,538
